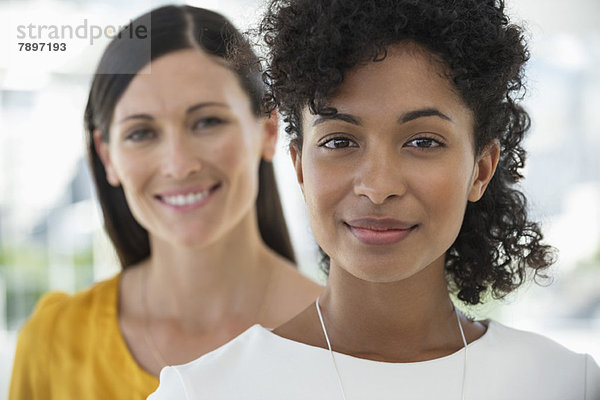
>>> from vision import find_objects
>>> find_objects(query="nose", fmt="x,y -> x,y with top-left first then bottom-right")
353,147 -> 406,204
160,130 -> 202,180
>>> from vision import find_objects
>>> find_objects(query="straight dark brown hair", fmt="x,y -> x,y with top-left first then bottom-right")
84,5 -> 295,267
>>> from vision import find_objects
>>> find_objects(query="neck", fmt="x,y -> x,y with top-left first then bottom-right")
318,255 -> 462,362
143,209 -> 275,330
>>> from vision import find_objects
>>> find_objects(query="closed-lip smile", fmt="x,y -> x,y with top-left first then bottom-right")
345,217 -> 418,246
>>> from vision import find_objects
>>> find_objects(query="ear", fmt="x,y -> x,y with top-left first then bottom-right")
468,139 -> 500,202
93,130 -> 121,187
260,111 -> 279,162
289,142 -> 304,193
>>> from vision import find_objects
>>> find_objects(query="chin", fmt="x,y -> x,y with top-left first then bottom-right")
165,228 -> 214,249
350,269 -> 421,284
337,255 -> 423,284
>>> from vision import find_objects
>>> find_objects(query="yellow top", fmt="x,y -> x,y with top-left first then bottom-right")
9,274 -> 159,400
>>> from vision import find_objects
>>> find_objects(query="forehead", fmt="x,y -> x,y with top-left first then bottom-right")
113,49 -> 245,118
302,43 -> 471,127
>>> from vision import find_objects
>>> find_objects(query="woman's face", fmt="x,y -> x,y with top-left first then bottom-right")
96,49 -> 276,247
294,44 -> 498,282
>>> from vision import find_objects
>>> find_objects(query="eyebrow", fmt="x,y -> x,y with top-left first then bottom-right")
186,102 -> 228,114
117,102 -> 229,124
311,107 -> 452,127
312,113 -> 362,127
398,108 -> 452,124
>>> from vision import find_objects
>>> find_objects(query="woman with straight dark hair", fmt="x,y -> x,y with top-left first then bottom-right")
9,5 -> 321,399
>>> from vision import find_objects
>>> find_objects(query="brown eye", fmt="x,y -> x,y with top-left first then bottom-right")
193,117 -> 225,130
405,137 -> 443,149
126,128 -> 155,142
321,137 -> 358,149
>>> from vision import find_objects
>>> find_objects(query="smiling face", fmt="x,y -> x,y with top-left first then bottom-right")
293,44 -> 498,282
95,49 -> 276,248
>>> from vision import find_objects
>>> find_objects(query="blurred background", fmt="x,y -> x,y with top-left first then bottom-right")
0,0 -> 598,397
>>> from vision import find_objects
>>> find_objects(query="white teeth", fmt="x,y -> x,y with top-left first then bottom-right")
163,189 -> 211,206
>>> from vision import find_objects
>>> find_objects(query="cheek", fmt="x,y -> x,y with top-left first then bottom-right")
108,150 -> 157,227
208,123 -> 258,170
214,127 -> 262,197
213,133 -> 247,171
414,158 -> 473,229
111,148 -> 151,190
302,154 -> 349,235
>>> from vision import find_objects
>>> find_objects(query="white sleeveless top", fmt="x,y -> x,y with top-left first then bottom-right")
148,320 -> 600,400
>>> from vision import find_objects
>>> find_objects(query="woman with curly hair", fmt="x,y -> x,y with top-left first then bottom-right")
150,0 -> 600,398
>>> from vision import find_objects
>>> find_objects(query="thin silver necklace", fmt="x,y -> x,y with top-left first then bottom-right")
141,269 -> 169,369
315,296 -> 468,400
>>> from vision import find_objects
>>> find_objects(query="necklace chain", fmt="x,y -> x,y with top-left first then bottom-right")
141,269 -> 169,369
315,296 -> 468,400
254,265 -> 275,324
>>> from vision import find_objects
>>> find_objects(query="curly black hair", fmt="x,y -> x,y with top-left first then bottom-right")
259,0 -> 556,305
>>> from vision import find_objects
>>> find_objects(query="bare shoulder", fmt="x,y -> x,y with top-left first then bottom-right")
271,302 -> 325,349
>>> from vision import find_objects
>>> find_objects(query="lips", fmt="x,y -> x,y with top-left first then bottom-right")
345,217 -> 418,246
155,183 -> 221,211
162,191 -> 210,206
